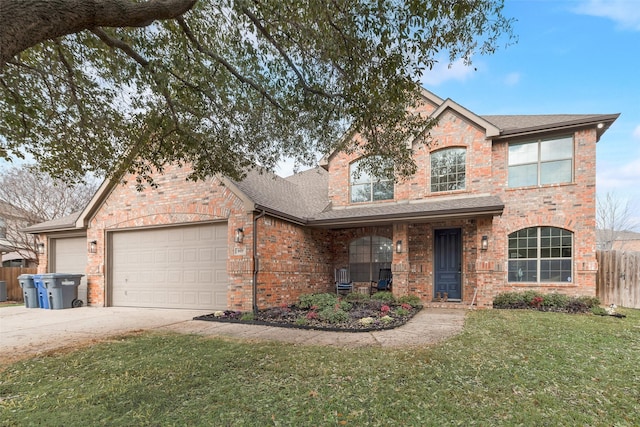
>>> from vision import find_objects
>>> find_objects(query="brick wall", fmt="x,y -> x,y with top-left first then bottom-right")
85,164 -> 252,308
325,116 -> 600,308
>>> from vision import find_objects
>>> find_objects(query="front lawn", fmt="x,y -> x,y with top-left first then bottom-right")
1,309 -> 638,426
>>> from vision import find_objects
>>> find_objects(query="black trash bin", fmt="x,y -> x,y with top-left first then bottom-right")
43,273 -> 84,309
18,274 -> 39,308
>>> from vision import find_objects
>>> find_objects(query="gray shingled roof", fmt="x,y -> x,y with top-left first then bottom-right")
21,211 -> 82,233
230,167 -> 329,222
308,195 -> 504,227
482,114 -> 618,137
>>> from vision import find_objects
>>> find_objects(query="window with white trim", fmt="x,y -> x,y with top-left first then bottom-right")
350,158 -> 393,203
508,227 -> 573,283
349,236 -> 392,282
430,147 -> 466,192
508,136 -> 573,187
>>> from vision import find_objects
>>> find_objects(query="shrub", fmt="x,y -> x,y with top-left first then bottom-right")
298,293 -> 339,310
318,306 -> 350,323
344,292 -> 370,303
576,295 -> 600,308
371,291 -> 396,303
398,294 -> 422,307
493,291 -> 599,314
240,312 -> 255,321
542,292 -> 570,308
394,307 -> 410,316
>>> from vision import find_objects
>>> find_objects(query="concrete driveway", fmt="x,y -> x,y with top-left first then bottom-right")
1,305 -> 466,364
0,306 -> 211,364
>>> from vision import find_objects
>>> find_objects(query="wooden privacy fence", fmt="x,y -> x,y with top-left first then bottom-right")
596,250 -> 640,309
0,267 -> 37,302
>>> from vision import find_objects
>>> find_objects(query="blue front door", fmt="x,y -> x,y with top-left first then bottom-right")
434,228 -> 462,300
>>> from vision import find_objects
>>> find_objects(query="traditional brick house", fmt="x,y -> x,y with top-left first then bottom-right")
26,89 -> 618,310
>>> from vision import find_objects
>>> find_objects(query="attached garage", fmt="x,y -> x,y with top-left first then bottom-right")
51,236 -> 88,304
109,222 -> 228,310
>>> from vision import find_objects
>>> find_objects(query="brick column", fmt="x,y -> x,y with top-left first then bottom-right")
392,223 -> 409,297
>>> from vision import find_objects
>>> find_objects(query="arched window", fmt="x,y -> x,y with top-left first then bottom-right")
349,236 -> 393,282
431,147 -> 466,192
508,227 -> 573,283
350,158 -> 394,203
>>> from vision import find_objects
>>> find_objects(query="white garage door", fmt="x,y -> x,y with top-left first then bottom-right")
53,236 -> 88,304
110,223 -> 228,309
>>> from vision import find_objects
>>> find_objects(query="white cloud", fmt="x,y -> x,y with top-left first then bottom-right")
420,58 -> 476,86
573,0 -> 640,31
503,72 -> 521,87
597,156 -> 640,198
633,125 -> 640,140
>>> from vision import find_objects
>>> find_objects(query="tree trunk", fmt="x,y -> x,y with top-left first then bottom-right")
0,0 -> 197,66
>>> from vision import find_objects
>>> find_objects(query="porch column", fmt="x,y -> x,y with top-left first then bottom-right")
392,223 -> 409,297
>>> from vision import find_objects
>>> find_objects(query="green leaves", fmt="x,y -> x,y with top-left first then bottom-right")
0,0 -> 515,184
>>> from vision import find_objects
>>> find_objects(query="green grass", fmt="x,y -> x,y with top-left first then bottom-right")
1,309 -> 639,426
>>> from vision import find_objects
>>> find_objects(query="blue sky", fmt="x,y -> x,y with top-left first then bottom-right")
281,0 -> 640,223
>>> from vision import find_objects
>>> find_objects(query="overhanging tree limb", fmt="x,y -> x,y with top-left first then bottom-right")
0,0 -> 197,66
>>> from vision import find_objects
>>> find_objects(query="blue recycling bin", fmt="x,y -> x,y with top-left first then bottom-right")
42,273 -> 84,309
33,274 -> 49,309
18,274 -> 39,308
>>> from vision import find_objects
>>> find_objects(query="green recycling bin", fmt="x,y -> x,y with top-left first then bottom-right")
42,273 -> 84,309
18,274 -> 39,308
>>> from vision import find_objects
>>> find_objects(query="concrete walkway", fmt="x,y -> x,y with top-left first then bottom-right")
0,306 -> 466,364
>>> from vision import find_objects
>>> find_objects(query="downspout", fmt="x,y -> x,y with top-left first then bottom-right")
252,209 -> 267,314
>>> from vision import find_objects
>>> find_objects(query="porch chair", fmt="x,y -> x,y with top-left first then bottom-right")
335,268 -> 353,295
371,268 -> 392,293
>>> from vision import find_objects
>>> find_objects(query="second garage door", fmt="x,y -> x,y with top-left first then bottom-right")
110,223 -> 228,309
52,236 -> 88,304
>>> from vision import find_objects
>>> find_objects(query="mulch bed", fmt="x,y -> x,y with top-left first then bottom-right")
194,303 -> 422,333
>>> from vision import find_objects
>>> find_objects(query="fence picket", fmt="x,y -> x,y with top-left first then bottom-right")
596,250 -> 640,309
0,267 -> 38,302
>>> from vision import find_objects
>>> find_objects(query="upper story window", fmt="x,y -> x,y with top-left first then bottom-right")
349,236 -> 392,282
350,158 -> 394,203
508,136 -> 573,188
0,218 -> 6,239
508,227 -> 573,283
431,147 -> 466,192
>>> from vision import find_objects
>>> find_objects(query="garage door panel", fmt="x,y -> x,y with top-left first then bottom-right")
111,223 -> 228,309
53,237 -> 88,305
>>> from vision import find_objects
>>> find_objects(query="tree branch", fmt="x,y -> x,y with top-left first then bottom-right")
240,6 -> 342,99
176,16 -> 284,110
90,28 -> 179,125
1,0 -> 197,66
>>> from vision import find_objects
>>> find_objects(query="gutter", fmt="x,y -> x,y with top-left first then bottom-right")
252,209 -> 267,314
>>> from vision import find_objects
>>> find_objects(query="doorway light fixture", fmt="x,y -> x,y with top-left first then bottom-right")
88,240 -> 97,254
395,240 -> 402,254
234,228 -> 244,244
37,242 -> 45,254
481,235 -> 488,251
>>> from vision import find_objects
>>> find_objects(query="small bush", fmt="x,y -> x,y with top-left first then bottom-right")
542,292 -> 570,308
298,293 -> 339,310
398,294 -> 422,307
318,306 -> 350,323
493,291 -> 599,314
371,291 -> 396,303
576,295 -> 600,308
344,292 -> 370,303
240,312 -> 255,321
